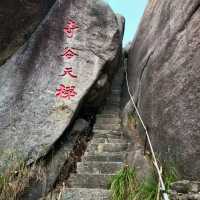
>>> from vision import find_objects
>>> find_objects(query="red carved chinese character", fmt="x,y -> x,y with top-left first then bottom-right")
56,84 -> 77,100
61,48 -> 78,59
59,67 -> 77,78
64,19 -> 79,38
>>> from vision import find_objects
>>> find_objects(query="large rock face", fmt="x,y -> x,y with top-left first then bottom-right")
0,0 -> 124,171
0,0 -> 56,65
127,0 -> 200,179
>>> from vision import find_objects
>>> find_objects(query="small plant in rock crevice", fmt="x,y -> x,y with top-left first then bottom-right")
133,163 -> 178,200
128,112 -> 139,130
162,161 -> 179,191
109,165 -> 138,200
110,163 -> 179,200
132,174 -> 159,200
0,151 -> 45,200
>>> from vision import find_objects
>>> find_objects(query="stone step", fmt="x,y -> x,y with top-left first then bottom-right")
110,89 -> 121,95
59,188 -> 110,200
93,132 -> 123,139
93,130 -> 124,140
95,117 -> 121,124
112,71 -> 124,81
93,129 -> 123,136
107,93 -> 121,99
112,75 -> 124,82
111,86 -> 122,91
77,161 -> 123,174
106,95 -> 120,101
111,82 -> 122,88
83,152 -> 126,162
103,104 -> 119,110
109,94 -> 121,99
87,143 -> 129,153
96,113 -> 120,118
107,95 -> 120,101
106,101 -> 120,107
91,138 -> 126,144
101,109 -> 120,115
106,96 -> 120,103
68,174 -> 114,189
94,123 -> 121,131
111,75 -> 124,90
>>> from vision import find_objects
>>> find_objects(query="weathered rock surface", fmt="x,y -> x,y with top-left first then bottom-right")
44,65 -> 128,200
0,0 -> 124,171
169,180 -> 200,200
127,0 -> 200,179
122,96 -> 152,181
20,118 -> 90,200
0,0 -> 56,65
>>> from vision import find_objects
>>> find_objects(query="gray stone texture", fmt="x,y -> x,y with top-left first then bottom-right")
127,0 -> 200,179
0,0 -> 124,171
43,66 -> 128,200
0,0 -> 55,65
170,180 -> 200,200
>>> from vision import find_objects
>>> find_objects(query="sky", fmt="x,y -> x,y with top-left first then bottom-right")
104,0 -> 148,46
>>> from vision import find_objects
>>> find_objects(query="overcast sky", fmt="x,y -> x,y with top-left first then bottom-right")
104,0 -> 148,46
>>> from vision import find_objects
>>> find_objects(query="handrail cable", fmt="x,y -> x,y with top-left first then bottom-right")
124,63 -> 170,200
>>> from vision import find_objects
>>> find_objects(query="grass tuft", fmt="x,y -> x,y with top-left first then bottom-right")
110,165 -> 138,200
132,175 -> 158,200
127,112 -> 139,129
163,162 -> 179,191
0,151 -> 45,200
110,162 -> 178,200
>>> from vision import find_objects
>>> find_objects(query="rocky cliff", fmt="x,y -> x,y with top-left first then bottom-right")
0,0 -> 124,173
127,0 -> 200,179
0,0 -> 57,65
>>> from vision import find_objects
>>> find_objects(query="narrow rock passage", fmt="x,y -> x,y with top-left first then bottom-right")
65,71 -> 128,200
51,69 -> 129,200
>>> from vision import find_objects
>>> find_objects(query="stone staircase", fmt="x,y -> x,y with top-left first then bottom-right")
48,70 -> 129,200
